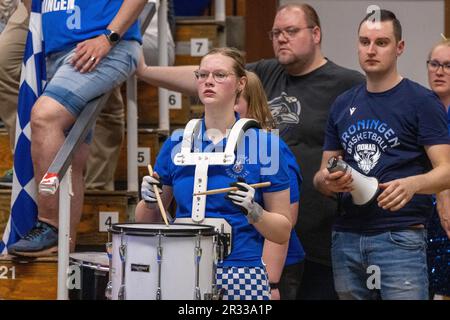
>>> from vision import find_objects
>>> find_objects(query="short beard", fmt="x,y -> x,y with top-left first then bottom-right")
277,53 -> 312,75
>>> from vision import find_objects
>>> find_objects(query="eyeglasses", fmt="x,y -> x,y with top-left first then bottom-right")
194,70 -> 235,83
427,60 -> 450,75
268,26 -> 314,40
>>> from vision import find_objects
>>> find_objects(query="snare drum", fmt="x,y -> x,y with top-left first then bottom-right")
110,223 -> 217,300
69,252 -> 109,300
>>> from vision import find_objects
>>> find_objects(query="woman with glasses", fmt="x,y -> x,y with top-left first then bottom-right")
135,47 -> 292,300
426,38 -> 450,300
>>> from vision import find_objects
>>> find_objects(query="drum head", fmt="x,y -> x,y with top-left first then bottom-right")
70,252 -> 109,271
110,223 -> 216,237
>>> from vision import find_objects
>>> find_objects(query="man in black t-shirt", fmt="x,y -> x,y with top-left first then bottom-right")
247,4 -> 364,300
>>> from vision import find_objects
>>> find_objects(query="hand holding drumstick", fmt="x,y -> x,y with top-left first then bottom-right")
141,165 -> 169,225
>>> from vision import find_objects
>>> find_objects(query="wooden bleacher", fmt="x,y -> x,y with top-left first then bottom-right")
0,255 -> 58,300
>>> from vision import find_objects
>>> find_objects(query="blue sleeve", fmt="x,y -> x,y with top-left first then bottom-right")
259,131 -> 290,193
154,137 -> 175,186
417,94 -> 450,146
289,165 -> 301,203
280,139 -> 302,203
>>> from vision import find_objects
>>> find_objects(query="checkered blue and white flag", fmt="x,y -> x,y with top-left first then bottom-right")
0,0 -> 45,254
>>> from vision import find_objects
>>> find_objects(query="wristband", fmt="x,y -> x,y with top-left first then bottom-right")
269,282 -> 279,290
246,202 -> 264,224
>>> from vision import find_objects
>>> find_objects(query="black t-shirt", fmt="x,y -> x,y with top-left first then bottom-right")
247,59 -> 365,265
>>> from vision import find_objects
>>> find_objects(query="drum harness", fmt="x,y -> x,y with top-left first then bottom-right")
105,118 -> 260,300
174,118 -> 260,299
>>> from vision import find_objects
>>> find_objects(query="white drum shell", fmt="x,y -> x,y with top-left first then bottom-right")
111,224 -> 215,300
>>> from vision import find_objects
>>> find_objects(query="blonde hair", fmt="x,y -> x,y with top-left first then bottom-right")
200,47 -> 248,105
242,71 -> 275,130
429,37 -> 450,59
201,47 -> 247,79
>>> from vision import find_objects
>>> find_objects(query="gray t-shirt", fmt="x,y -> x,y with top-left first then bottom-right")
247,59 -> 365,265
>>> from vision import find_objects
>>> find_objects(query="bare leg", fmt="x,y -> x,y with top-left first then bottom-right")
31,96 -> 89,251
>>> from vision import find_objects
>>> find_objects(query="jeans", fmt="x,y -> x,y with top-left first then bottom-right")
427,209 -> 450,297
331,229 -> 428,300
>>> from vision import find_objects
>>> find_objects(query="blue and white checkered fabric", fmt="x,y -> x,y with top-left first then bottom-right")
0,0 -> 45,254
216,266 -> 271,300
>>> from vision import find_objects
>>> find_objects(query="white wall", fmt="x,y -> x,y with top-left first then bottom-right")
280,0 -> 445,87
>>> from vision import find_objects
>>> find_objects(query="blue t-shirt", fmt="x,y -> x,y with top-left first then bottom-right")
324,79 -> 450,232
155,119 -> 290,267
42,0 -> 142,54
279,139 -> 305,265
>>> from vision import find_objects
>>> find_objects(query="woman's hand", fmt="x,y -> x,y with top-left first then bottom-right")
141,172 -> 162,205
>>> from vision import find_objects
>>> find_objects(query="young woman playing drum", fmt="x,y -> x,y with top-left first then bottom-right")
135,47 -> 291,300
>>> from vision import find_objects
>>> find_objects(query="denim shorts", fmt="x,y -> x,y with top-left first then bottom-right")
41,40 -> 140,143
43,39 -> 140,117
331,229 -> 428,300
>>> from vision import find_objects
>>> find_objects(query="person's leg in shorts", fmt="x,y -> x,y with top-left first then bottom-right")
8,40 -> 140,255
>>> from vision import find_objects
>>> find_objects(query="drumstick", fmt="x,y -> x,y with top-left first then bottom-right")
193,182 -> 271,196
147,164 -> 169,226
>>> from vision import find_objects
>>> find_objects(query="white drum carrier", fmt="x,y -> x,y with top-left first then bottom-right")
175,118 -> 260,257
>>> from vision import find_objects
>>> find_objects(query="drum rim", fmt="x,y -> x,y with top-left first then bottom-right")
73,262 -> 109,273
69,256 -> 110,272
109,222 -> 217,237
